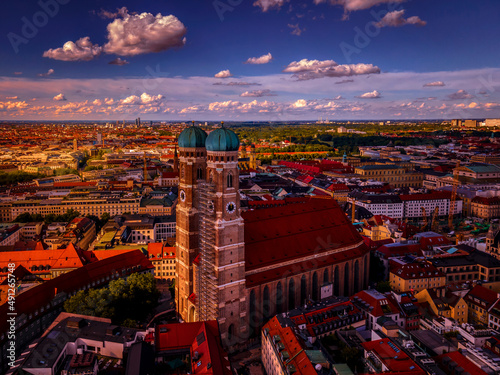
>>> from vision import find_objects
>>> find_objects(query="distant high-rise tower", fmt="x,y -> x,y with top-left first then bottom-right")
97,133 -> 102,145
73,138 -> 78,152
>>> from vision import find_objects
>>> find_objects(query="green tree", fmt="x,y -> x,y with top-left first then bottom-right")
376,281 -> 392,293
64,272 -> 160,325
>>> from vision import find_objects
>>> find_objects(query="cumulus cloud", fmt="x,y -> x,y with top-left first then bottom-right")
13,72 -> 22,75
213,81 -> 261,86
121,92 -> 163,105
103,9 -> 187,56
38,69 -> 54,77
109,57 -> 129,65
288,24 -> 305,36
53,93 -> 67,101
253,0 -> 286,12
291,99 -> 308,108
209,100 -> 241,111
447,89 -> 474,100
43,37 -> 102,61
6,96 -> 18,100
356,90 -> 381,99
423,81 -> 445,87
240,89 -> 276,97
283,59 -> 380,80
244,53 -> 273,64
0,101 -> 29,111
215,70 -> 233,78
314,0 -> 405,13
375,10 -> 426,28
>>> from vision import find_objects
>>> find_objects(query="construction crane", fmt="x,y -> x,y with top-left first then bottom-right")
420,207 -> 427,231
448,161 -> 461,231
431,206 -> 439,232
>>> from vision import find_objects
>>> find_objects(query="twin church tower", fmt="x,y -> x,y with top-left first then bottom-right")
175,124 -> 246,346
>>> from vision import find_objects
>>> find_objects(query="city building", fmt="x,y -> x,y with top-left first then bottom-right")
471,196 -> 500,219
464,284 -> 499,325
175,125 -> 369,349
18,312 -> 146,375
148,243 -> 176,281
390,262 -> 446,293
415,287 -> 468,324
362,338 -> 425,375
262,315 -> 331,375
354,164 -> 423,188
154,321 -> 232,375
428,245 -> 500,284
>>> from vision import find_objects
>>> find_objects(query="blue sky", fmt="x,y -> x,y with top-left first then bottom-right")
1,0 -> 500,120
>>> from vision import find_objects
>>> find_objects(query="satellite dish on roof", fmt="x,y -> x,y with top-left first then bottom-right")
315,364 -> 322,370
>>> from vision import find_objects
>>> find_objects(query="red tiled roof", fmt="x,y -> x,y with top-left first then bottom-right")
155,321 -> 231,375
362,338 -> 425,374
263,316 -> 317,375
242,198 -> 368,287
435,351 -> 489,375
465,285 -> 499,308
0,250 -> 153,339
0,243 -> 85,280
352,290 -> 399,317
327,183 -> 349,192
472,196 -> 500,205
391,262 -> 444,280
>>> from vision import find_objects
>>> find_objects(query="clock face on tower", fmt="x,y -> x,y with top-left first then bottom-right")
208,200 -> 215,212
226,202 -> 236,214
180,190 -> 186,202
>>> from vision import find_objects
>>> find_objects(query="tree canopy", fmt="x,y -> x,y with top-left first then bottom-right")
64,272 -> 160,326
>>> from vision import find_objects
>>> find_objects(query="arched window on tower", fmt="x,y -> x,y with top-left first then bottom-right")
227,172 -> 233,188
197,167 -> 203,180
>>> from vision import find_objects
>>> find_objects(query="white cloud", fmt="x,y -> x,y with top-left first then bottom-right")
240,89 -> 276,97
215,70 -> 233,78
375,10 -> 426,28
253,0 -> 286,12
283,59 -> 380,80
6,96 -> 18,100
53,93 -> 67,101
104,10 -> 187,56
315,0 -> 405,13
208,100 -> 241,111
14,72 -> 22,75
447,89 -> 474,100
0,101 -> 29,111
109,57 -> 129,65
423,81 -> 445,87
244,53 -> 273,65
38,69 -> 55,77
356,90 -> 381,99
291,99 -> 307,108
121,92 -> 163,105
43,37 -> 102,61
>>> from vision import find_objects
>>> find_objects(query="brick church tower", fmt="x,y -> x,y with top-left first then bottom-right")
175,125 -> 207,323
201,127 -> 246,346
